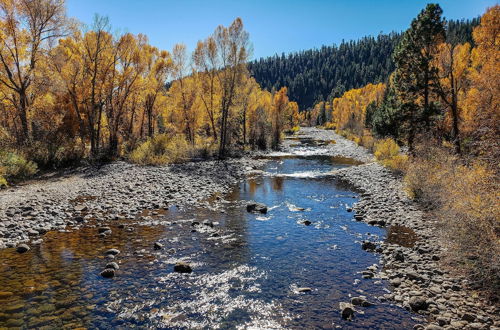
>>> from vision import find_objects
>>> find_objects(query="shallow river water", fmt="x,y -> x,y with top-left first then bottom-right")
0,139 -> 421,329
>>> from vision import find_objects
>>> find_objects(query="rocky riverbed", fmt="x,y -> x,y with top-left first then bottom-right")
0,127 -> 498,329
291,128 -> 499,330
0,158 -> 264,249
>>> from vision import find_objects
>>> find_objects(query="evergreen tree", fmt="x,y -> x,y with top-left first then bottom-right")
392,3 -> 445,151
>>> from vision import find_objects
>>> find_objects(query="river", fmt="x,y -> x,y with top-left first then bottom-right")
0,136 -> 421,329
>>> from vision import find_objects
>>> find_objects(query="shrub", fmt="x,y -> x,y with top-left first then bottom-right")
0,151 -> 38,183
374,138 -> 400,161
129,134 -> 191,165
381,154 -> 409,173
27,139 -> 86,168
404,145 -> 499,293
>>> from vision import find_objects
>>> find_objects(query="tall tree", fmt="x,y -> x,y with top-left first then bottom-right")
0,0 -> 68,143
392,3 -> 445,151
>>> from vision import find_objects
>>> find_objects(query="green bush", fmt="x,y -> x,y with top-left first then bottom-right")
129,134 -> 191,165
0,151 -> 38,184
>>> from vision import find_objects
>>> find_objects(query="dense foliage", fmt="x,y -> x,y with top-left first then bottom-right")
0,1 -> 299,184
249,18 -> 479,110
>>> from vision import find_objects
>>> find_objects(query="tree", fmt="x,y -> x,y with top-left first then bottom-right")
0,0 -> 68,143
392,3 -> 445,151
211,18 -> 250,157
432,42 -> 471,153
271,87 -> 288,149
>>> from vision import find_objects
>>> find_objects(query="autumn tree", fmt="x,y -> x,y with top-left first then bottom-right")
0,0 -> 68,143
432,42 -> 471,153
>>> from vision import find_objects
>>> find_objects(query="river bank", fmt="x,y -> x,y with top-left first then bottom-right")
0,157 -> 265,249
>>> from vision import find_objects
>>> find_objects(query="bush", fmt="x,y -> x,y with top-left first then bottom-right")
0,151 -> 38,184
374,138 -> 400,161
404,145 -> 499,293
129,134 -> 191,165
27,139 -> 86,168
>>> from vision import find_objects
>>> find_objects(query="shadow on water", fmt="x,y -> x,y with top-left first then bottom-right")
0,138 -> 421,329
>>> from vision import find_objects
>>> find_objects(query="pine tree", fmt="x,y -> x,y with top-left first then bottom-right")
392,3 -> 445,151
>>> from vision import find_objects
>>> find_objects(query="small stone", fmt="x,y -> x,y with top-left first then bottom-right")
98,227 -> 111,234
409,296 -> 428,312
361,241 -> 376,251
154,242 -> 163,250
16,244 -> 30,253
105,262 -> 119,270
246,202 -> 267,214
339,302 -> 355,320
174,262 -> 192,273
105,248 -> 120,256
100,269 -> 115,278
297,287 -> 312,293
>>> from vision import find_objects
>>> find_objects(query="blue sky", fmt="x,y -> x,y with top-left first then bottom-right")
67,0 -> 496,60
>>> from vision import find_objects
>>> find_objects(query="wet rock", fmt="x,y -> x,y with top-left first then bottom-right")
105,262 -> 119,270
16,243 -> 30,253
154,242 -> 163,250
174,262 -> 192,273
100,269 -> 115,278
354,214 -> 364,221
302,220 -> 312,226
105,248 -> 120,256
361,241 -> 376,251
351,296 -> 373,307
246,202 -> 267,214
409,296 -> 428,312
297,287 -> 312,293
202,220 -> 214,227
339,302 -> 355,320
191,221 -> 200,227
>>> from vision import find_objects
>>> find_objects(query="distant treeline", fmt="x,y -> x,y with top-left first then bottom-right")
249,18 -> 479,109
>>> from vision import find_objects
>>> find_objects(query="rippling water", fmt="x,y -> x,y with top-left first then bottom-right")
0,139 -> 420,329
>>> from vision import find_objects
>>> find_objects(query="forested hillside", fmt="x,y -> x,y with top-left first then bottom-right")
249,18 -> 479,109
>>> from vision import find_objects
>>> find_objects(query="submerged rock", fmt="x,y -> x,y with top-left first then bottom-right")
351,296 -> 374,307
174,262 -> 192,273
100,268 -> 115,278
303,220 -> 312,226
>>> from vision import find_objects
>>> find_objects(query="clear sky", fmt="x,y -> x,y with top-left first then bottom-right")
66,0 -> 497,60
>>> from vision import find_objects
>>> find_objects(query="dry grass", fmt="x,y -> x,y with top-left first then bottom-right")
405,145 -> 500,293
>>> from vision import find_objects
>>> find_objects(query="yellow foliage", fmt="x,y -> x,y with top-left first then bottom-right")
374,138 -> 400,161
129,134 -> 190,165
404,145 -> 499,289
